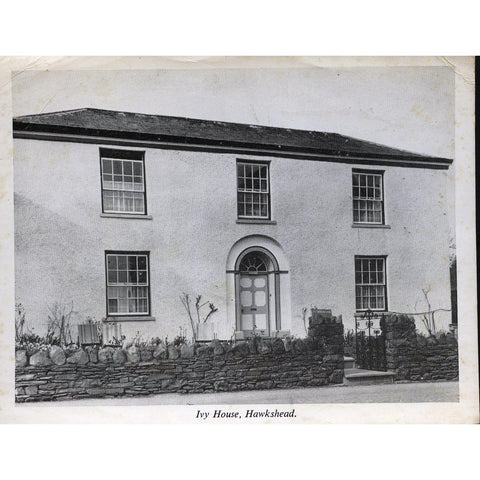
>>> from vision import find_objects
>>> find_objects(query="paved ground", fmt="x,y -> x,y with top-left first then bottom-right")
28,381 -> 459,406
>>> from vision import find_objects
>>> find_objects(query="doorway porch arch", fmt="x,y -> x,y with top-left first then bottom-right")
226,235 -> 291,338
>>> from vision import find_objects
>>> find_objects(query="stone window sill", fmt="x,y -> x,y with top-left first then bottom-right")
352,223 -> 391,229
104,316 -> 156,322
101,213 -> 153,220
236,219 -> 277,225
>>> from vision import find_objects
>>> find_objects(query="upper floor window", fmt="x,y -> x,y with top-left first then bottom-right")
100,148 -> 146,215
352,170 -> 384,224
106,251 -> 150,316
237,161 -> 270,219
355,256 -> 387,311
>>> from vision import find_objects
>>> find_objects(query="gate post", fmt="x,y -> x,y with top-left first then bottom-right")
380,314 -> 416,374
308,310 -> 344,383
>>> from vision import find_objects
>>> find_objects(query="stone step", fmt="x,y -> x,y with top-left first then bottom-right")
344,356 -> 355,369
343,368 -> 395,386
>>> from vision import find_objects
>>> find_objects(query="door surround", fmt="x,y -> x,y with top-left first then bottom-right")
225,235 -> 291,340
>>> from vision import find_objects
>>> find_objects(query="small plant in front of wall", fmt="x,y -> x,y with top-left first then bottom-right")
179,292 -> 218,342
344,329 -> 355,345
124,330 -> 144,349
109,335 -> 126,347
15,303 -> 43,351
15,302 -> 79,354
172,326 -> 188,347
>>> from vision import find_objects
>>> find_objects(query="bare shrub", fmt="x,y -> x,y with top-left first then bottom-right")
46,301 -> 75,346
180,293 -> 218,342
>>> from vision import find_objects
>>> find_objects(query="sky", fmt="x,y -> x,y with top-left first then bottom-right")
12,66 -> 454,159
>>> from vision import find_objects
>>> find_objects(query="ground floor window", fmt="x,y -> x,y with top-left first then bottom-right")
355,256 -> 387,311
106,251 -> 150,316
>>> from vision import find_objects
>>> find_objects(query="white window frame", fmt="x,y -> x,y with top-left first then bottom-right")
237,161 -> 270,220
355,256 -> 387,312
352,170 -> 384,225
100,151 -> 147,215
105,252 -> 150,316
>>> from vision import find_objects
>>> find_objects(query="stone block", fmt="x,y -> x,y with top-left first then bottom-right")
67,349 -> 89,365
153,343 -> 167,359
323,354 -> 343,362
161,378 -> 174,389
168,346 -> 180,359
329,369 -> 344,384
86,388 -> 106,395
38,384 -> 56,391
214,380 -> 229,392
140,347 -> 154,362
105,388 -> 125,395
196,345 -> 213,357
271,338 -> 285,354
292,338 -> 306,354
256,380 -> 274,390
80,378 -> 102,388
181,344 -> 195,358
49,346 -> 66,366
302,337 -> 315,351
126,346 -> 140,363
16,373 -> 35,382
231,341 -> 249,356
15,350 -> 28,367
257,341 -> 272,355
29,350 -> 52,367
113,349 -> 127,364
98,347 -> 115,363
86,347 -> 99,363
208,339 -> 225,355
25,385 -> 38,395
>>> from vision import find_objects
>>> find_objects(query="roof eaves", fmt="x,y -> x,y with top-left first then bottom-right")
12,109 -> 454,168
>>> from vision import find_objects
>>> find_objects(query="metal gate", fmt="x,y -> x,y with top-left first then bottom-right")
354,310 -> 386,371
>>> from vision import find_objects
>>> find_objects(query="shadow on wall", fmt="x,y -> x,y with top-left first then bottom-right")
14,193 -> 105,333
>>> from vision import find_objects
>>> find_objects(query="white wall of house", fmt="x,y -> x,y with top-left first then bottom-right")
14,138 -> 452,341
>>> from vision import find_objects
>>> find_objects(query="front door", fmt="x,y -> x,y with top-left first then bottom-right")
239,274 -> 269,336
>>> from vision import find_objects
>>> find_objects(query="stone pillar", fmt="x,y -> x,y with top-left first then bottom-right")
308,309 -> 344,383
381,313 -> 458,381
381,314 -> 416,374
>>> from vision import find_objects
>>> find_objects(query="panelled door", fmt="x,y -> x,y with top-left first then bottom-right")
239,274 -> 269,336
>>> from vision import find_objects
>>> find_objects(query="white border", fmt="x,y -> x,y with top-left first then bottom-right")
0,56 -> 477,424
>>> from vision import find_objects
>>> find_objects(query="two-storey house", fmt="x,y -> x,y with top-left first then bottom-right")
13,108 -> 453,341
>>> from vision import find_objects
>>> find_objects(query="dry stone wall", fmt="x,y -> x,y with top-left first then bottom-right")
382,314 -> 458,381
16,317 -> 344,402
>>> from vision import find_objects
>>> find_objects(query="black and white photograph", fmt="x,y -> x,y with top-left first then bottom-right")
0,56 -> 477,423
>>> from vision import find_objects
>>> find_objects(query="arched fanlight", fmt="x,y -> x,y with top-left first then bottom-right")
239,252 -> 268,273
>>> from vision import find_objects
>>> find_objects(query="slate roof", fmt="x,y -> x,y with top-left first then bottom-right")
13,108 -> 452,168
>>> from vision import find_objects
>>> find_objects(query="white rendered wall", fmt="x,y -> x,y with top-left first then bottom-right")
14,138 -> 452,340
